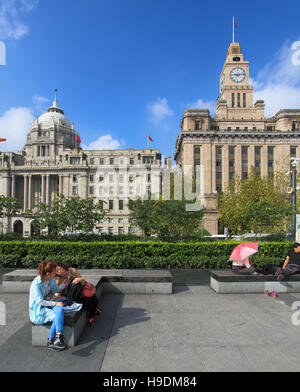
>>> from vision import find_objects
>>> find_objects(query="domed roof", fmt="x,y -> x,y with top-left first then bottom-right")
38,110 -> 71,127
37,90 -> 72,128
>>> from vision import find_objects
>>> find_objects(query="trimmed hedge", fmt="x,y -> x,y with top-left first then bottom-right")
0,240 -> 291,269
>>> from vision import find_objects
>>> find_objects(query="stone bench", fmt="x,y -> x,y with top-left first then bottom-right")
3,269 -> 173,347
210,270 -> 300,294
3,269 -> 173,294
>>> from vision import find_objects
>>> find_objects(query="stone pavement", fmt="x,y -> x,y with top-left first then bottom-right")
1,269 -> 300,372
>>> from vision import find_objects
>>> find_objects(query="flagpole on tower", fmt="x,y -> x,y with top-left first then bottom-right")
233,16 -> 235,43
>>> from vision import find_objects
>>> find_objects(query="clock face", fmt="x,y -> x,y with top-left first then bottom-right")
230,67 -> 246,83
221,74 -> 225,91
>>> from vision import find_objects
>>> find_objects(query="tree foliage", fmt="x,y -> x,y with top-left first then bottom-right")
218,168 -> 293,235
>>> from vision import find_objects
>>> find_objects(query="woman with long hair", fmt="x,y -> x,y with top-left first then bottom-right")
29,261 -> 66,351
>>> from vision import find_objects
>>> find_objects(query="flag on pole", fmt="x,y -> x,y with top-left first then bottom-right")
0,138 -> 6,142
234,18 -> 237,29
148,135 -> 154,142
76,136 -> 82,143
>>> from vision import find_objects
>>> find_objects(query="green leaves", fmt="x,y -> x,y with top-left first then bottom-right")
129,199 -> 204,242
218,168 -> 292,235
26,194 -> 106,236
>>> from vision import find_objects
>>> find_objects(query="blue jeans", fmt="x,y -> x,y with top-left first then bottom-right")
49,306 -> 64,341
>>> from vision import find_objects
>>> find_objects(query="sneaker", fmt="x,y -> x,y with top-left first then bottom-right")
47,334 -> 66,351
88,317 -> 94,327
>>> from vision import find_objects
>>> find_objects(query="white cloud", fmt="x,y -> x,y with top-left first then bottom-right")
0,0 -> 39,40
188,98 -> 216,116
252,40 -> 300,117
82,134 -> 125,150
32,95 -> 50,113
0,106 -> 34,152
147,97 -> 173,125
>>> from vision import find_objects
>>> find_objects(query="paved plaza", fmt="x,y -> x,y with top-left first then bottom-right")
1,269 -> 300,372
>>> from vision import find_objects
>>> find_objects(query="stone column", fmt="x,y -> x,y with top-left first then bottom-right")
28,175 -> 32,210
222,144 -> 229,191
46,175 -> 50,205
41,175 -> 46,203
59,175 -> 64,195
235,145 -> 242,180
24,175 -> 28,210
11,175 -> 16,198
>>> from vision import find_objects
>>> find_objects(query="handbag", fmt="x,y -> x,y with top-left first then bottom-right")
82,281 -> 96,298
61,276 -> 83,303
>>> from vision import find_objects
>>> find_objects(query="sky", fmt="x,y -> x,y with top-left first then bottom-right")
1,0 -> 300,162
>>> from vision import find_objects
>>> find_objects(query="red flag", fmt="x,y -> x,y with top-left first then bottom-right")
234,20 -> 237,28
0,138 -> 6,142
148,135 -> 154,142
76,136 -> 82,143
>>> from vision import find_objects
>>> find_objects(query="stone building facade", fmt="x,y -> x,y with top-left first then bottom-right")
175,42 -> 300,235
0,95 -> 168,237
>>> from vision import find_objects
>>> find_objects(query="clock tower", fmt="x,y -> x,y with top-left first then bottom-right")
216,42 -> 264,120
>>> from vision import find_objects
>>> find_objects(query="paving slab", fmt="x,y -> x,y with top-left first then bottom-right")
1,270 -> 300,372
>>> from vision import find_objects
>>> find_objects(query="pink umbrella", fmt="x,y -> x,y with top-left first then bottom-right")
229,242 -> 259,268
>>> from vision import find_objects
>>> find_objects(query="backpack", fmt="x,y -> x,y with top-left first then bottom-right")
61,276 -> 83,303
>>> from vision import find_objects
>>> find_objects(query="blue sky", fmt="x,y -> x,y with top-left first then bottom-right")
1,0 -> 300,161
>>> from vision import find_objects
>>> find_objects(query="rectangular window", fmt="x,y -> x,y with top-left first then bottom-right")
143,156 -> 154,164
90,158 -> 94,165
109,174 -> 114,183
99,175 -> 104,182
89,186 -> 94,195
72,186 -> 78,196
70,157 -> 80,164
232,93 -> 235,108
243,93 -> 246,108
110,158 -> 114,165
146,174 -> 151,183
118,218 -> 124,224
98,186 -> 104,196
119,157 -> 125,165
73,175 -> 78,183
119,200 -> 124,210
129,174 -> 134,182
237,93 -> 241,108
100,158 -> 105,165
108,227 -> 114,235
195,121 -> 200,130
129,186 -> 134,195
291,147 -> 297,157
108,218 -> 114,224
118,227 -> 124,235
109,200 -> 114,210
130,157 -> 134,165
89,175 -> 94,183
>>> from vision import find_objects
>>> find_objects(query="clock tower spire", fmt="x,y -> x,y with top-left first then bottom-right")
216,39 -> 264,120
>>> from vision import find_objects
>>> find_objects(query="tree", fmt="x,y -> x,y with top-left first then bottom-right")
26,194 -> 107,236
218,168 -> 293,235
0,196 -> 22,233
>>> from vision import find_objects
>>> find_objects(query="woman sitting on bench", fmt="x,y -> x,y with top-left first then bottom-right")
29,261 -> 67,352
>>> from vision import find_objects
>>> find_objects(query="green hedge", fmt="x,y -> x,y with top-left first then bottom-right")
0,240 -> 291,269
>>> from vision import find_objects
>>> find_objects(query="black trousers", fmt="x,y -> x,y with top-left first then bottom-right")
77,295 -> 99,317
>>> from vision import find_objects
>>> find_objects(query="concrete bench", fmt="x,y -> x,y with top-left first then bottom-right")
210,270 -> 300,294
3,269 -> 173,294
3,269 -> 173,347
